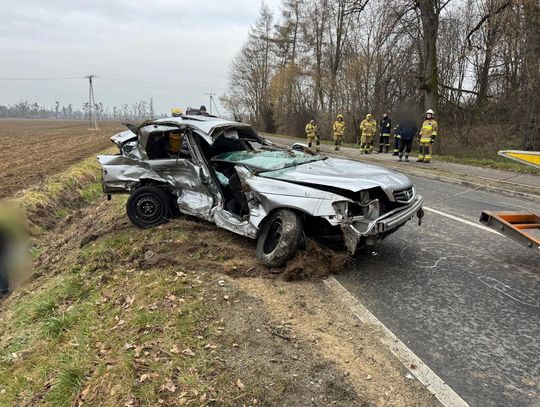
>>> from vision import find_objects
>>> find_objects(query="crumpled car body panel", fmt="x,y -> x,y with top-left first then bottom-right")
98,116 -> 423,254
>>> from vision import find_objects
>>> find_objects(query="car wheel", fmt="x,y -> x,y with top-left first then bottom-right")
126,186 -> 171,228
256,209 -> 303,267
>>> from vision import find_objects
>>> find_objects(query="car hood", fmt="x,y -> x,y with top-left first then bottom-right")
259,157 -> 411,193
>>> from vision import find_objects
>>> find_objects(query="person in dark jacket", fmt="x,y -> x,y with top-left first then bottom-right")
394,118 -> 418,162
378,113 -> 392,153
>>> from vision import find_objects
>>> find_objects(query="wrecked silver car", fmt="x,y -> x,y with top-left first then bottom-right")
97,116 -> 423,267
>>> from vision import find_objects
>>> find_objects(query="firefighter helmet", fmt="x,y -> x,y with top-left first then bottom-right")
426,109 -> 434,115
171,108 -> 183,117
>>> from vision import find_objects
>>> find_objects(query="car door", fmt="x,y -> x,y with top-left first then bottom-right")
138,125 -> 217,219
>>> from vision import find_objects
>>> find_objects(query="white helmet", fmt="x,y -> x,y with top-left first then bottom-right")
426,109 -> 434,115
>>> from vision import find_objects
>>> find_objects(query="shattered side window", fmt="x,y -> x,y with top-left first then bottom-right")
211,150 -> 323,171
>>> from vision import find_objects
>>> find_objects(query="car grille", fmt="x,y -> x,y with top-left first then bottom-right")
394,187 -> 414,203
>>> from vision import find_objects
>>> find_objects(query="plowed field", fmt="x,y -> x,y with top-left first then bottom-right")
0,119 -> 123,198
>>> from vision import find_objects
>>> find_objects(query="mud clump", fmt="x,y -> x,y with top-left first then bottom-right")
281,240 -> 350,281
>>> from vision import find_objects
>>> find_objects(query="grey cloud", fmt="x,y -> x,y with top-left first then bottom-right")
0,0 -> 282,115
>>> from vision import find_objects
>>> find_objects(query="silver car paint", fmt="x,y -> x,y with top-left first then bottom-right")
98,116 -> 422,253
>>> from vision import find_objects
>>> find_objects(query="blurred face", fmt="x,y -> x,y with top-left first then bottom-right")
426,113 -> 432,119
383,114 -> 388,118
310,120 -> 314,124
338,117 -> 342,121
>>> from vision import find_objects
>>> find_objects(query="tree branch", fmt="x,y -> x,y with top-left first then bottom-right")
465,1 -> 512,48
345,0 -> 371,16
440,83 -> 481,96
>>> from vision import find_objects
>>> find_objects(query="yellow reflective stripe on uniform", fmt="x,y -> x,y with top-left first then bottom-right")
420,137 -> 432,143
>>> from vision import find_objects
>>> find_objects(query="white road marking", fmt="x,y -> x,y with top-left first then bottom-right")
423,206 -> 502,236
324,276 -> 470,407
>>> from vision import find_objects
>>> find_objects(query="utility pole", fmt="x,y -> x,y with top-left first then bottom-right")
149,97 -> 154,118
205,92 -> 220,117
85,74 -> 98,129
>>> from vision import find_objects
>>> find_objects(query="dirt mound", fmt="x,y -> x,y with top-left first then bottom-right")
126,216 -> 350,281
281,240 -> 350,281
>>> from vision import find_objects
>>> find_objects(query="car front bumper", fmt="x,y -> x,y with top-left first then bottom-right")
341,195 -> 424,253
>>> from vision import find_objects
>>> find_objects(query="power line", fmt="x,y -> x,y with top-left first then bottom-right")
0,76 -> 85,81
0,75 -> 225,90
99,76 -> 225,90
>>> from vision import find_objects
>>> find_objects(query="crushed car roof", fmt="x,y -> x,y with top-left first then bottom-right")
152,115 -> 252,136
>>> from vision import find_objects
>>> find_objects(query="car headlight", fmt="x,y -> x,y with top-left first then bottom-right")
332,199 -> 379,220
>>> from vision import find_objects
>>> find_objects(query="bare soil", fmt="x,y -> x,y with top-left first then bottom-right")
0,119 -> 123,198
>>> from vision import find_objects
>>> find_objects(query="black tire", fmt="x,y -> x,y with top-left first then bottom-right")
256,209 -> 303,267
126,186 -> 172,228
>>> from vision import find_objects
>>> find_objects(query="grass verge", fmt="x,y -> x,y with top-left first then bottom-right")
9,148 -> 114,235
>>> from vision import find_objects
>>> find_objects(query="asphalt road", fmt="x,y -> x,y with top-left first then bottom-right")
336,173 -> 540,407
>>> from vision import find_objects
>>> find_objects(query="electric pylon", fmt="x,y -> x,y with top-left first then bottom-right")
86,75 -> 98,129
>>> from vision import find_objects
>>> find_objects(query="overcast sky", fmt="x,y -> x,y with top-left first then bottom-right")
0,0 -> 281,116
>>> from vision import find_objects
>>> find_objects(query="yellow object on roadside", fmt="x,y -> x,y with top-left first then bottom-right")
498,150 -> 540,169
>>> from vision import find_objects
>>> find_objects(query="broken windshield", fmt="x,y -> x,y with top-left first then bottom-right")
211,150 -> 325,171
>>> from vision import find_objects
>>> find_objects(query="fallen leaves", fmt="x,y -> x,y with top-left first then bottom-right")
160,380 -> 176,393
236,379 -> 245,390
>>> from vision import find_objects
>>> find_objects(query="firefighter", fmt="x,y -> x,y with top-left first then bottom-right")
418,109 -> 438,163
359,113 -> 377,154
394,117 -> 418,162
392,126 -> 400,156
305,119 -> 320,152
378,113 -> 392,153
333,114 -> 345,151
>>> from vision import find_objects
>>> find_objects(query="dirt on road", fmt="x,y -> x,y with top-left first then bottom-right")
0,119 -> 123,198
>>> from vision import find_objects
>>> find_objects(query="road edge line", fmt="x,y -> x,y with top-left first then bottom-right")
324,276 -> 470,407
423,206 -> 502,236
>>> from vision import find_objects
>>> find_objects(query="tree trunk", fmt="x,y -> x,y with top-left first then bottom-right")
521,0 -> 540,149
418,0 -> 439,112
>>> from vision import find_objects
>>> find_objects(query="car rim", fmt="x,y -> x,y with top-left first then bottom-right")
263,219 -> 283,254
136,195 -> 162,222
